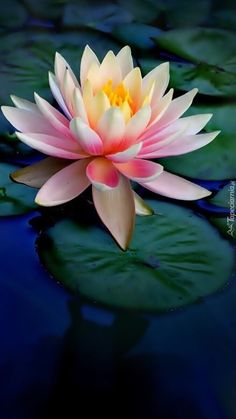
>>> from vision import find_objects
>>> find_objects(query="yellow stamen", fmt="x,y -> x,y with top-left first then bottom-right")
102,79 -> 133,118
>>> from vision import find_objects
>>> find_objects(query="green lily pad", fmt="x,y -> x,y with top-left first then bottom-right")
159,102 -> 236,180
209,182 -> 236,244
63,1 -> 132,32
139,57 -> 236,96
112,24 -> 162,49
38,200 -> 234,312
154,28 -> 236,96
117,0 -> 160,24
0,162 -> 37,216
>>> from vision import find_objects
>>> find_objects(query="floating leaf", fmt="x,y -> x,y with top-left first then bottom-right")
0,162 -> 37,216
154,28 -> 236,96
159,103 -> 236,180
38,200 -> 234,312
63,1 -> 132,32
113,24 -> 162,49
209,182 -> 236,244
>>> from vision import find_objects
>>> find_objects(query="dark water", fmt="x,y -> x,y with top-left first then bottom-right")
1,210 -> 236,419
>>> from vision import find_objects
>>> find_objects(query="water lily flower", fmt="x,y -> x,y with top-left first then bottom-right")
1,45 -> 220,249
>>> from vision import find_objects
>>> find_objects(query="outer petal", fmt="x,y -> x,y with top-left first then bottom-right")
97,107 -> 125,152
15,132 -> 86,159
10,95 -> 38,112
86,157 -> 120,190
178,114 -> 213,135
114,159 -> 163,182
133,191 -> 154,216
154,88 -> 198,131
116,46 -> 133,78
80,45 -> 100,87
153,131 -> 220,157
148,88 -> 174,128
48,72 -> 72,119
106,142 -> 142,163
35,159 -> 91,206
11,157 -> 70,188
34,93 -> 71,137
92,175 -> 135,250
140,171 -> 212,200
54,52 -> 79,89
142,62 -> 169,104
1,106 -> 56,135
70,118 -> 103,155
123,105 -> 151,148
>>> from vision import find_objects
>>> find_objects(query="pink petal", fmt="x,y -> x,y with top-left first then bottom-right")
114,159 -> 163,182
54,52 -> 79,89
106,142 -> 142,163
178,114 -> 213,135
35,159 -> 91,206
34,93 -> 71,137
140,171 -> 212,200
92,175 -> 135,250
1,106 -> 56,135
153,88 -> 198,131
80,45 -> 100,87
48,72 -> 72,119
138,120 -> 189,158
11,157 -> 71,188
153,131 -> 220,157
10,95 -> 38,112
15,132 -> 87,159
123,105 -> 151,148
70,118 -> 103,155
97,107 -> 125,153
148,88 -> 174,128
86,157 -> 120,190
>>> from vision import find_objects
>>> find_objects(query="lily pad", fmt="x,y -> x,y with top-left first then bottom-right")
63,1 -> 132,32
209,182 -> 236,244
159,103 -> 236,180
112,24 -> 162,49
0,162 -> 37,216
38,200 -> 234,312
154,28 -> 236,96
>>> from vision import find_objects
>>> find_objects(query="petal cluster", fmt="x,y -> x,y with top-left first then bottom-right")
1,45 -> 220,249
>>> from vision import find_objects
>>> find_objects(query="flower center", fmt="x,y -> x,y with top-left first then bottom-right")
102,79 -> 133,109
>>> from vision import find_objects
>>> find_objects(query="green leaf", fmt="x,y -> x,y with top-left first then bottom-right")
154,28 -> 236,96
112,24 -> 162,49
38,200 -> 234,312
63,1 -> 132,32
0,162 -> 37,216
159,102 -> 236,180
209,182 -> 236,244
117,0 -> 160,24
